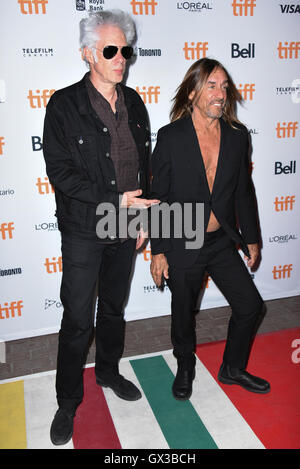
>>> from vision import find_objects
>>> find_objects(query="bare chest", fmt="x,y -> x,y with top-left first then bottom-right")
195,131 -> 220,192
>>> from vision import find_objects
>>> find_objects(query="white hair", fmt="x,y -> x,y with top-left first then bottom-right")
79,9 -> 136,65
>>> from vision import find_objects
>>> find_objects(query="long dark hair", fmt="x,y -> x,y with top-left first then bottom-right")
170,58 -> 243,127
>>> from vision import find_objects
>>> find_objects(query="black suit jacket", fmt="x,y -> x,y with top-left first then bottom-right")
150,115 -> 260,267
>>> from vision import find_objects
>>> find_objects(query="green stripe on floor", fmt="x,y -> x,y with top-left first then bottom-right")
130,355 -> 218,449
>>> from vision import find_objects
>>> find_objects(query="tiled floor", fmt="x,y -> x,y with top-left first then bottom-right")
1,295 -> 299,380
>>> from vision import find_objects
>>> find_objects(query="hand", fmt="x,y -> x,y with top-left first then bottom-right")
245,243 -> 260,268
136,227 -> 148,250
121,190 -> 160,209
150,253 -> 169,287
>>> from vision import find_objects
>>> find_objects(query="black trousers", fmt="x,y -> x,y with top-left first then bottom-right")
56,231 -> 136,411
166,228 -> 264,371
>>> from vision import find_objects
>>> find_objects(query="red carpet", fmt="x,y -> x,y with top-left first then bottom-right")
196,327 -> 300,449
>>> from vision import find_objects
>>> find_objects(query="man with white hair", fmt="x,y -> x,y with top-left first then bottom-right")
43,10 -> 157,445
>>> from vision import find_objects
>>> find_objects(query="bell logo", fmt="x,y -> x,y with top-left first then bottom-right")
276,122 -> 298,138
274,195 -> 295,211
0,301 -> 23,319
36,177 -> 54,194
277,42 -> 300,59
130,0 -> 157,15
27,89 -> 55,108
237,83 -> 255,100
44,256 -> 62,274
0,222 -> 14,240
0,137 -> 5,155
272,264 -> 293,279
183,42 -> 208,60
136,86 -> 160,104
18,0 -> 48,14
232,0 -> 256,16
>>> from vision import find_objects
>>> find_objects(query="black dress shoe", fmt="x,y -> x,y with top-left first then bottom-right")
50,408 -> 75,445
218,363 -> 270,394
96,373 -> 142,401
172,368 -> 195,401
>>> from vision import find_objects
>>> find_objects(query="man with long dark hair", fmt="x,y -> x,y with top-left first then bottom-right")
150,58 -> 270,400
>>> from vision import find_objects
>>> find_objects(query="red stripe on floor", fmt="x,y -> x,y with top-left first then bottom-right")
196,327 -> 300,449
72,367 -> 121,449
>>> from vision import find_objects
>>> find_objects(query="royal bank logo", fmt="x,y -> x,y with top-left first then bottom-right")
76,0 -> 105,11
22,47 -> 54,58
176,2 -> 213,13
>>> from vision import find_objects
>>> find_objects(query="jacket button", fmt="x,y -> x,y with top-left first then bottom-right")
145,141 -> 149,147
106,152 -> 110,158
103,127 -> 108,132
111,180 -> 116,185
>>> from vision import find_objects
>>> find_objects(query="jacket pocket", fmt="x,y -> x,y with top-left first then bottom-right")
67,134 -> 98,182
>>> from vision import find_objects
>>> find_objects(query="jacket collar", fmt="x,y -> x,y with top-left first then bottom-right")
76,72 -> 134,115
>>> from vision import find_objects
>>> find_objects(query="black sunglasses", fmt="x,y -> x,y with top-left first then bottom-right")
95,45 -> 134,60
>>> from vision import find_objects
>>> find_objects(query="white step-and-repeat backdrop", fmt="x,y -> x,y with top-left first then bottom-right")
1,0 -> 299,341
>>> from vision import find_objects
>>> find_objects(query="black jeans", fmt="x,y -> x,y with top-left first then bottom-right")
166,228 -> 264,371
56,231 -> 136,411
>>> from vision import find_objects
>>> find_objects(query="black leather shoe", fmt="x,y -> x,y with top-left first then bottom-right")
218,363 -> 270,394
172,368 -> 195,401
50,408 -> 75,445
96,374 -> 142,401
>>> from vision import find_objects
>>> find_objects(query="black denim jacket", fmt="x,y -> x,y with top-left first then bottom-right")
43,73 -> 151,238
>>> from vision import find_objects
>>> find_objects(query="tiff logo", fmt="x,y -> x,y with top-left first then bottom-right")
274,195 -> 295,211
237,83 -> 255,100
130,0 -> 157,15
27,89 -> 55,108
0,301 -> 23,319
18,0 -> 48,14
0,222 -> 14,240
276,121 -> 298,138
183,42 -> 208,60
272,264 -> 293,279
136,86 -> 160,104
232,0 -> 256,16
0,137 -> 5,155
36,177 -> 54,194
277,42 -> 300,59
44,257 -> 62,274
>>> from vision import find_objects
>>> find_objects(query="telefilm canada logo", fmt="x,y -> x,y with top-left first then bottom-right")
176,1 -> 213,13
22,47 -> 54,58
276,79 -> 300,104
76,0 -> 105,11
